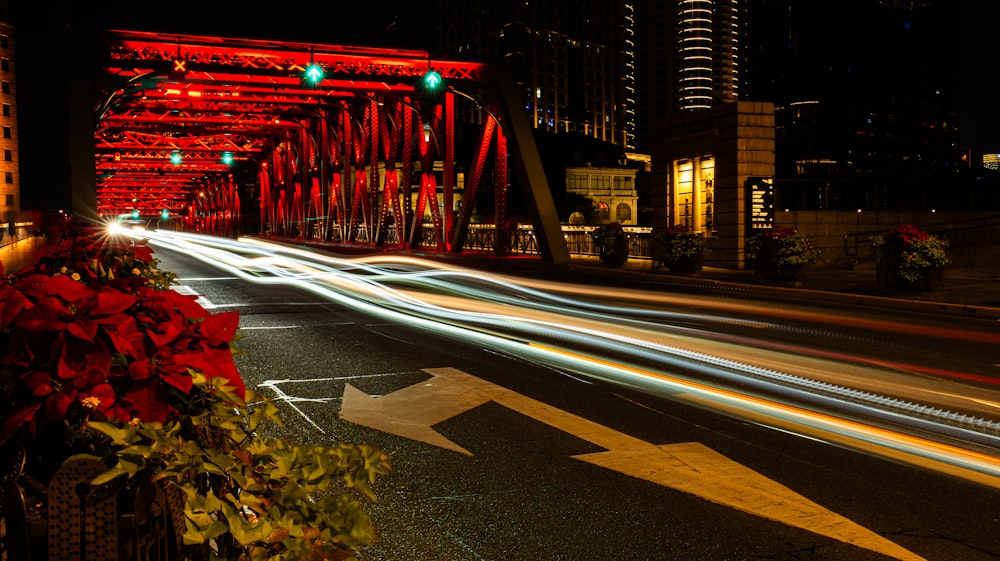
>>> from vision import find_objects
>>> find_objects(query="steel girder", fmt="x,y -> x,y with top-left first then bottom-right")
92,29 -> 567,262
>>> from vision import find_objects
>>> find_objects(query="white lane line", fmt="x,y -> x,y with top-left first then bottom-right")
174,285 -> 217,309
177,276 -> 240,281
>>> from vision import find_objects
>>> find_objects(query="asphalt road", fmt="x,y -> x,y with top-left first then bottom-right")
150,240 -> 1000,561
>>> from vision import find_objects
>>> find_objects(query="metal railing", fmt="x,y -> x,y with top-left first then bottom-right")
281,222 -> 656,260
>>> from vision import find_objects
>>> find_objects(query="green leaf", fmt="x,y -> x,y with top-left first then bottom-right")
88,421 -> 136,444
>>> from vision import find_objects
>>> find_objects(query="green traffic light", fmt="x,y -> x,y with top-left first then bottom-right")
305,63 -> 324,84
423,70 -> 442,91
161,209 -> 170,220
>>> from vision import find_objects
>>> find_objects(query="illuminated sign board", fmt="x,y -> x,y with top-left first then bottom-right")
746,177 -> 775,232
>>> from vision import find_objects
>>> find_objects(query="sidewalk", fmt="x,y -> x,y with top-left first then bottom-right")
565,255 -> 1000,320
0,234 -> 54,275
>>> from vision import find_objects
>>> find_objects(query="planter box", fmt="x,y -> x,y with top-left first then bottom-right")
876,245 -> 944,291
667,253 -> 704,274
598,234 -> 629,266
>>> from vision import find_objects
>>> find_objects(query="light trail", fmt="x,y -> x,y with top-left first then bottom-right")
118,228 -> 1000,483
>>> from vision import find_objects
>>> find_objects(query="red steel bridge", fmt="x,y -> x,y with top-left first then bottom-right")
86,29 -> 569,263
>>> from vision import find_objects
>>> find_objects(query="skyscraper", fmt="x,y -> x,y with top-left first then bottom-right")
435,0 -> 632,148
0,0 -> 18,219
633,0 -> 741,151
435,1 -> 744,156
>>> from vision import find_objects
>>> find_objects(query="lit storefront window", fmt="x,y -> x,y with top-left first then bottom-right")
672,155 -> 715,233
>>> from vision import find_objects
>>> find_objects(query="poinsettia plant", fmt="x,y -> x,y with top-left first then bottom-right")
870,223 -> 949,283
0,225 -> 391,561
0,225 -> 242,456
651,224 -> 706,266
747,226 -> 820,270
590,222 -> 626,255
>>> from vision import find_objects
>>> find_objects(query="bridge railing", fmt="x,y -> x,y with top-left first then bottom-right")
408,223 -> 654,259
267,222 -> 655,260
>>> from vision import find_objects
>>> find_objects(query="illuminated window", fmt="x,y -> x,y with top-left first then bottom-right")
597,202 -> 610,220
616,203 -> 632,222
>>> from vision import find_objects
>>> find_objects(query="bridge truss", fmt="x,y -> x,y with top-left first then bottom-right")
92,29 -> 568,262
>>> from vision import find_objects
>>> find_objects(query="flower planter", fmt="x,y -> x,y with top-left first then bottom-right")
871,224 -> 949,292
747,228 -> 818,284
0,450 -> 184,561
753,238 -> 804,282
876,249 -> 944,291
652,226 -> 706,274
0,225 -> 391,561
756,261 -> 805,283
667,253 -> 703,274
598,233 -> 629,267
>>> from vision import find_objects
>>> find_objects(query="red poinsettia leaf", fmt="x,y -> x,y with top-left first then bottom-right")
160,367 -> 195,395
175,351 -> 217,378
22,370 -> 53,397
131,242 -> 155,263
181,347 -> 245,399
0,284 -> 28,330
145,321 -> 185,350
162,290 -> 209,321
142,297 -> 177,318
128,359 -> 152,380
48,274 -> 97,303
58,337 -> 112,382
124,380 -> 172,423
15,297 -> 66,332
94,291 -> 137,316
0,403 -> 42,444
88,383 -> 117,414
44,391 -> 74,421
102,316 -> 148,358
196,311 -> 240,344
66,320 -> 98,342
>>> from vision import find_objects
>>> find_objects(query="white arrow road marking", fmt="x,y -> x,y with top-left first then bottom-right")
340,367 -> 927,561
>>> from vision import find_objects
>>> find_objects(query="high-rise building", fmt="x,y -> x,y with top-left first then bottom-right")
435,0 -> 633,148
434,1 -> 743,155
633,0 -> 741,151
0,0 -> 18,219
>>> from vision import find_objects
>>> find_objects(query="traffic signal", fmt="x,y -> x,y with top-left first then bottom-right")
170,151 -> 182,165
303,62 -> 324,87
422,70 -> 442,93
131,209 -> 140,219
221,151 -> 234,165
161,209 -> 170,220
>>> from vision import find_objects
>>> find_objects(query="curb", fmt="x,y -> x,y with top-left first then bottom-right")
566,262 -> 1000,321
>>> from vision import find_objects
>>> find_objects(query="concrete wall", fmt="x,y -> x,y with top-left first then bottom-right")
774,210 -> 1000,270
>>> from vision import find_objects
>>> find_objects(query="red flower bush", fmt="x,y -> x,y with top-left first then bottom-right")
0,226 -> 391,561
870,223 -> 949,283
0,226 -> 243,452
747,226 -> 820,270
